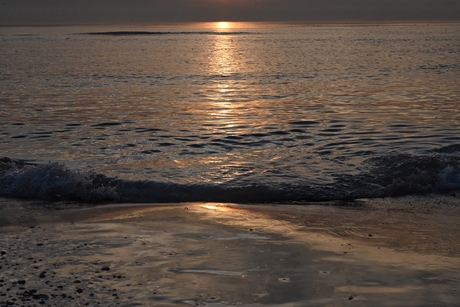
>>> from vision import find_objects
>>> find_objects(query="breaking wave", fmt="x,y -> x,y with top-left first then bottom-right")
1,145 -> 459,204
0,158 -> 117,203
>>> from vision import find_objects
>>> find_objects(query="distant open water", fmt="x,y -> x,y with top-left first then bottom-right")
1,23 -> 459,203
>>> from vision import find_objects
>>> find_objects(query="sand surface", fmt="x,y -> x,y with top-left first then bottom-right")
1,195 -> 460,306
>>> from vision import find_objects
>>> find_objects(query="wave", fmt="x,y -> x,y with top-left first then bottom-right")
0,158 -> 117,203
1,147 -> 459,204
82,31 -> 255,36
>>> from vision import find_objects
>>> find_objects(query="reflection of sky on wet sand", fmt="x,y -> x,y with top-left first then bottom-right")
193,202 -> 460,304
4,195 -> 458,306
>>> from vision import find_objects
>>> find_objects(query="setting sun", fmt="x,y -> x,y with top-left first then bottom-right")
216,21 -> 231,29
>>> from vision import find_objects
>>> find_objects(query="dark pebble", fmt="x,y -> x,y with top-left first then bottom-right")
101,266 -> 110,271
76,288 -> 83,294
348,296 -> 354,300
17,280 -> 26,285
1,251 -> 6,256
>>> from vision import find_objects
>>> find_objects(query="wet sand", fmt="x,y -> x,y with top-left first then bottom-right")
1,195 -> 460,306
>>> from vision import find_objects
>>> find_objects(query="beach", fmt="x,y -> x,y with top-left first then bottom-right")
1,196 -> 459,306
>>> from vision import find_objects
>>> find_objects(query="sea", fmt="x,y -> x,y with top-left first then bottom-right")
1,22 -> 459,204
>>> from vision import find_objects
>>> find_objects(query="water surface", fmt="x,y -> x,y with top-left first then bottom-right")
1,23 -> 459,202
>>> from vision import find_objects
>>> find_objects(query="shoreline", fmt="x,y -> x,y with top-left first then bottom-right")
1,196 -> 460,306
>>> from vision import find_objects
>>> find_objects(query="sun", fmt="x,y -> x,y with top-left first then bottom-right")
216,21 -> 231,29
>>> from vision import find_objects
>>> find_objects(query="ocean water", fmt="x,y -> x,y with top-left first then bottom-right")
1,23 -> 459,203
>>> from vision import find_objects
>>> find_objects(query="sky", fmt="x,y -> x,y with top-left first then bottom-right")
1,0 -> 459,26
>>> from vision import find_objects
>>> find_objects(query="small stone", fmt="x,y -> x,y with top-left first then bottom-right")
0,251 -> 6,256
17,280 -> 26,285
101,266 -> 110,271
348,296 -> 354,300
76,288 -> 83,294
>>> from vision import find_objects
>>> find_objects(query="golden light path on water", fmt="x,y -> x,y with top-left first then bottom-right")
199,22 -> 258,184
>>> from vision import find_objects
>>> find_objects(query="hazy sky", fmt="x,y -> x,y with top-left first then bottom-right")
1,0 -> 459,26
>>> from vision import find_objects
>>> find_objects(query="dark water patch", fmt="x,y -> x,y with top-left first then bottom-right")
140,149 -> 162,154
56,129 -> 73,133
389,123 -> 413,128
289,120 -> 319,126
91,122 -> 123,127
66,123 -> 82,127
174,137 -> 196,142
225,135 -> 243,140
10,135 -> 28,139
11,123 -> 25,126
30,135 -> 51,139
134,128 -> 163,133
187,144 -> 206,148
